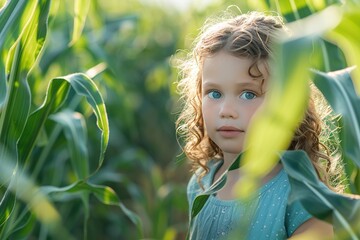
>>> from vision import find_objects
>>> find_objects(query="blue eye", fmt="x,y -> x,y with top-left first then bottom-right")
208,90 -> 222,99
240,91 -> 256,100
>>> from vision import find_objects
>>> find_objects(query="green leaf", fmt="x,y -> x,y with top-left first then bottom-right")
41,181 -> 143,238
327,5 -> 360,94
18,73 -> 109,174
17,77 -> 71,165
0,0 -> 50,156
0,182 -> 16,227
246,0 -> 342,22
187,155 -> 243,240
50,110 -> 89,179
275,0 -> 310,22
69,0 -> 90,46
0,152 -> 73,239
0,0 -> 27,48
0,0 -> 23,107
8,211 -> 36,239
190,155 -> 242,219
61,73 -> 109,171
0,0 -> 29,106
312,67 -> 360,169
281,150 -> 360,239
235,36 -> 313,198
234,4 -> 343,199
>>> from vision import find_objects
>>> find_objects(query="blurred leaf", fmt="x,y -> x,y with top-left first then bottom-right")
41,180 -> 143,238
0,181 -> 16,227
281,150 -> 360,239
235,37 -> 312,198
69,0 -> 90,46
314,38 -> 347,72
275,0 -> 310,22
246,0 -> 343,22
235,4 -> 343,199
8,212 -> 36,239
50,110 -> 89,179
327,5 -> 360,94
0,152 -> 73,239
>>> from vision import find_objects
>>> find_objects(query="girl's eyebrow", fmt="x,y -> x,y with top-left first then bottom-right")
202,82 -> 220,88
202,81 -> 262,89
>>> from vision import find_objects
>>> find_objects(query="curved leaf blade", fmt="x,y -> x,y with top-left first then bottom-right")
281,150 -> 360,239
235,36 -> 313,198
17,78 -> 71,164
18,73 -> 109,175
60,73 -> 109,171
41,181 -> 143,238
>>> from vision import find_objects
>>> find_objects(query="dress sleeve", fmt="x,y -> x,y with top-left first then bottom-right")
285,200 -> 313,237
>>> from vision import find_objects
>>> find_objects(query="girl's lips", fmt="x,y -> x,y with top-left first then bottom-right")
217,126 -> 242,131
217,126 -> 244,137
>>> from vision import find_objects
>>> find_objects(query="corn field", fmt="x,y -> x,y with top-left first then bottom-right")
0,0 -> 359,239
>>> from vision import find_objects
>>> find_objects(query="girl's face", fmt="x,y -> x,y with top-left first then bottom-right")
201,51 -> 268,161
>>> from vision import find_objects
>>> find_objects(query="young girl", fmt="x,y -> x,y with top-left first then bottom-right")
176,11 -> 337,239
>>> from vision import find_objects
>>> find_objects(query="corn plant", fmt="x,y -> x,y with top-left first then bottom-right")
0,0 -> 141,239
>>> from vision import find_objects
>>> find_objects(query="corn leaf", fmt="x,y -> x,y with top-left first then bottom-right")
190,156 -> 241,219
246,0 -> 342,22
18,73 -> 109,174
0,0 -> 50,155
50,110 -> 89,179
234,4 -> 343,199
69,0 -> 90,46
6,211 -> 36,239
41,180 -> 143,238
0,1 -> 49,232
0,146 -> 16,227
327,5 -> 360,94
0,0 -> 29,106
0,181 -> 16,227
281,150 -> 360,239
312,67 -> 360,193
187,156 -> 242,240
0,152 -> 73,239
234,36 -> 312,198
312,68 -> 360,168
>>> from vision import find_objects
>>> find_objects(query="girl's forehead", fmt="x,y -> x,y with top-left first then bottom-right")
202,52 -> 269,79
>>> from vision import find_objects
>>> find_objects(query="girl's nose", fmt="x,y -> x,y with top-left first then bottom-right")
219,98 -> 238,119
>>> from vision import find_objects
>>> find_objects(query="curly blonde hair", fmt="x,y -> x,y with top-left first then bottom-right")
176,11 -> 340,190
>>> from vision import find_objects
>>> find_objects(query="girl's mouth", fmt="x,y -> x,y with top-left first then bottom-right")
217,126 -> 244,137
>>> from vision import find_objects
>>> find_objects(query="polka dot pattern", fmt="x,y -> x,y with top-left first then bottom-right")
187,160 -> 312,239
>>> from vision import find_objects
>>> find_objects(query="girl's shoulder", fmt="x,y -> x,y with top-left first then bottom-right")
187,159 -> 223,199
195,159 -> 223,184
